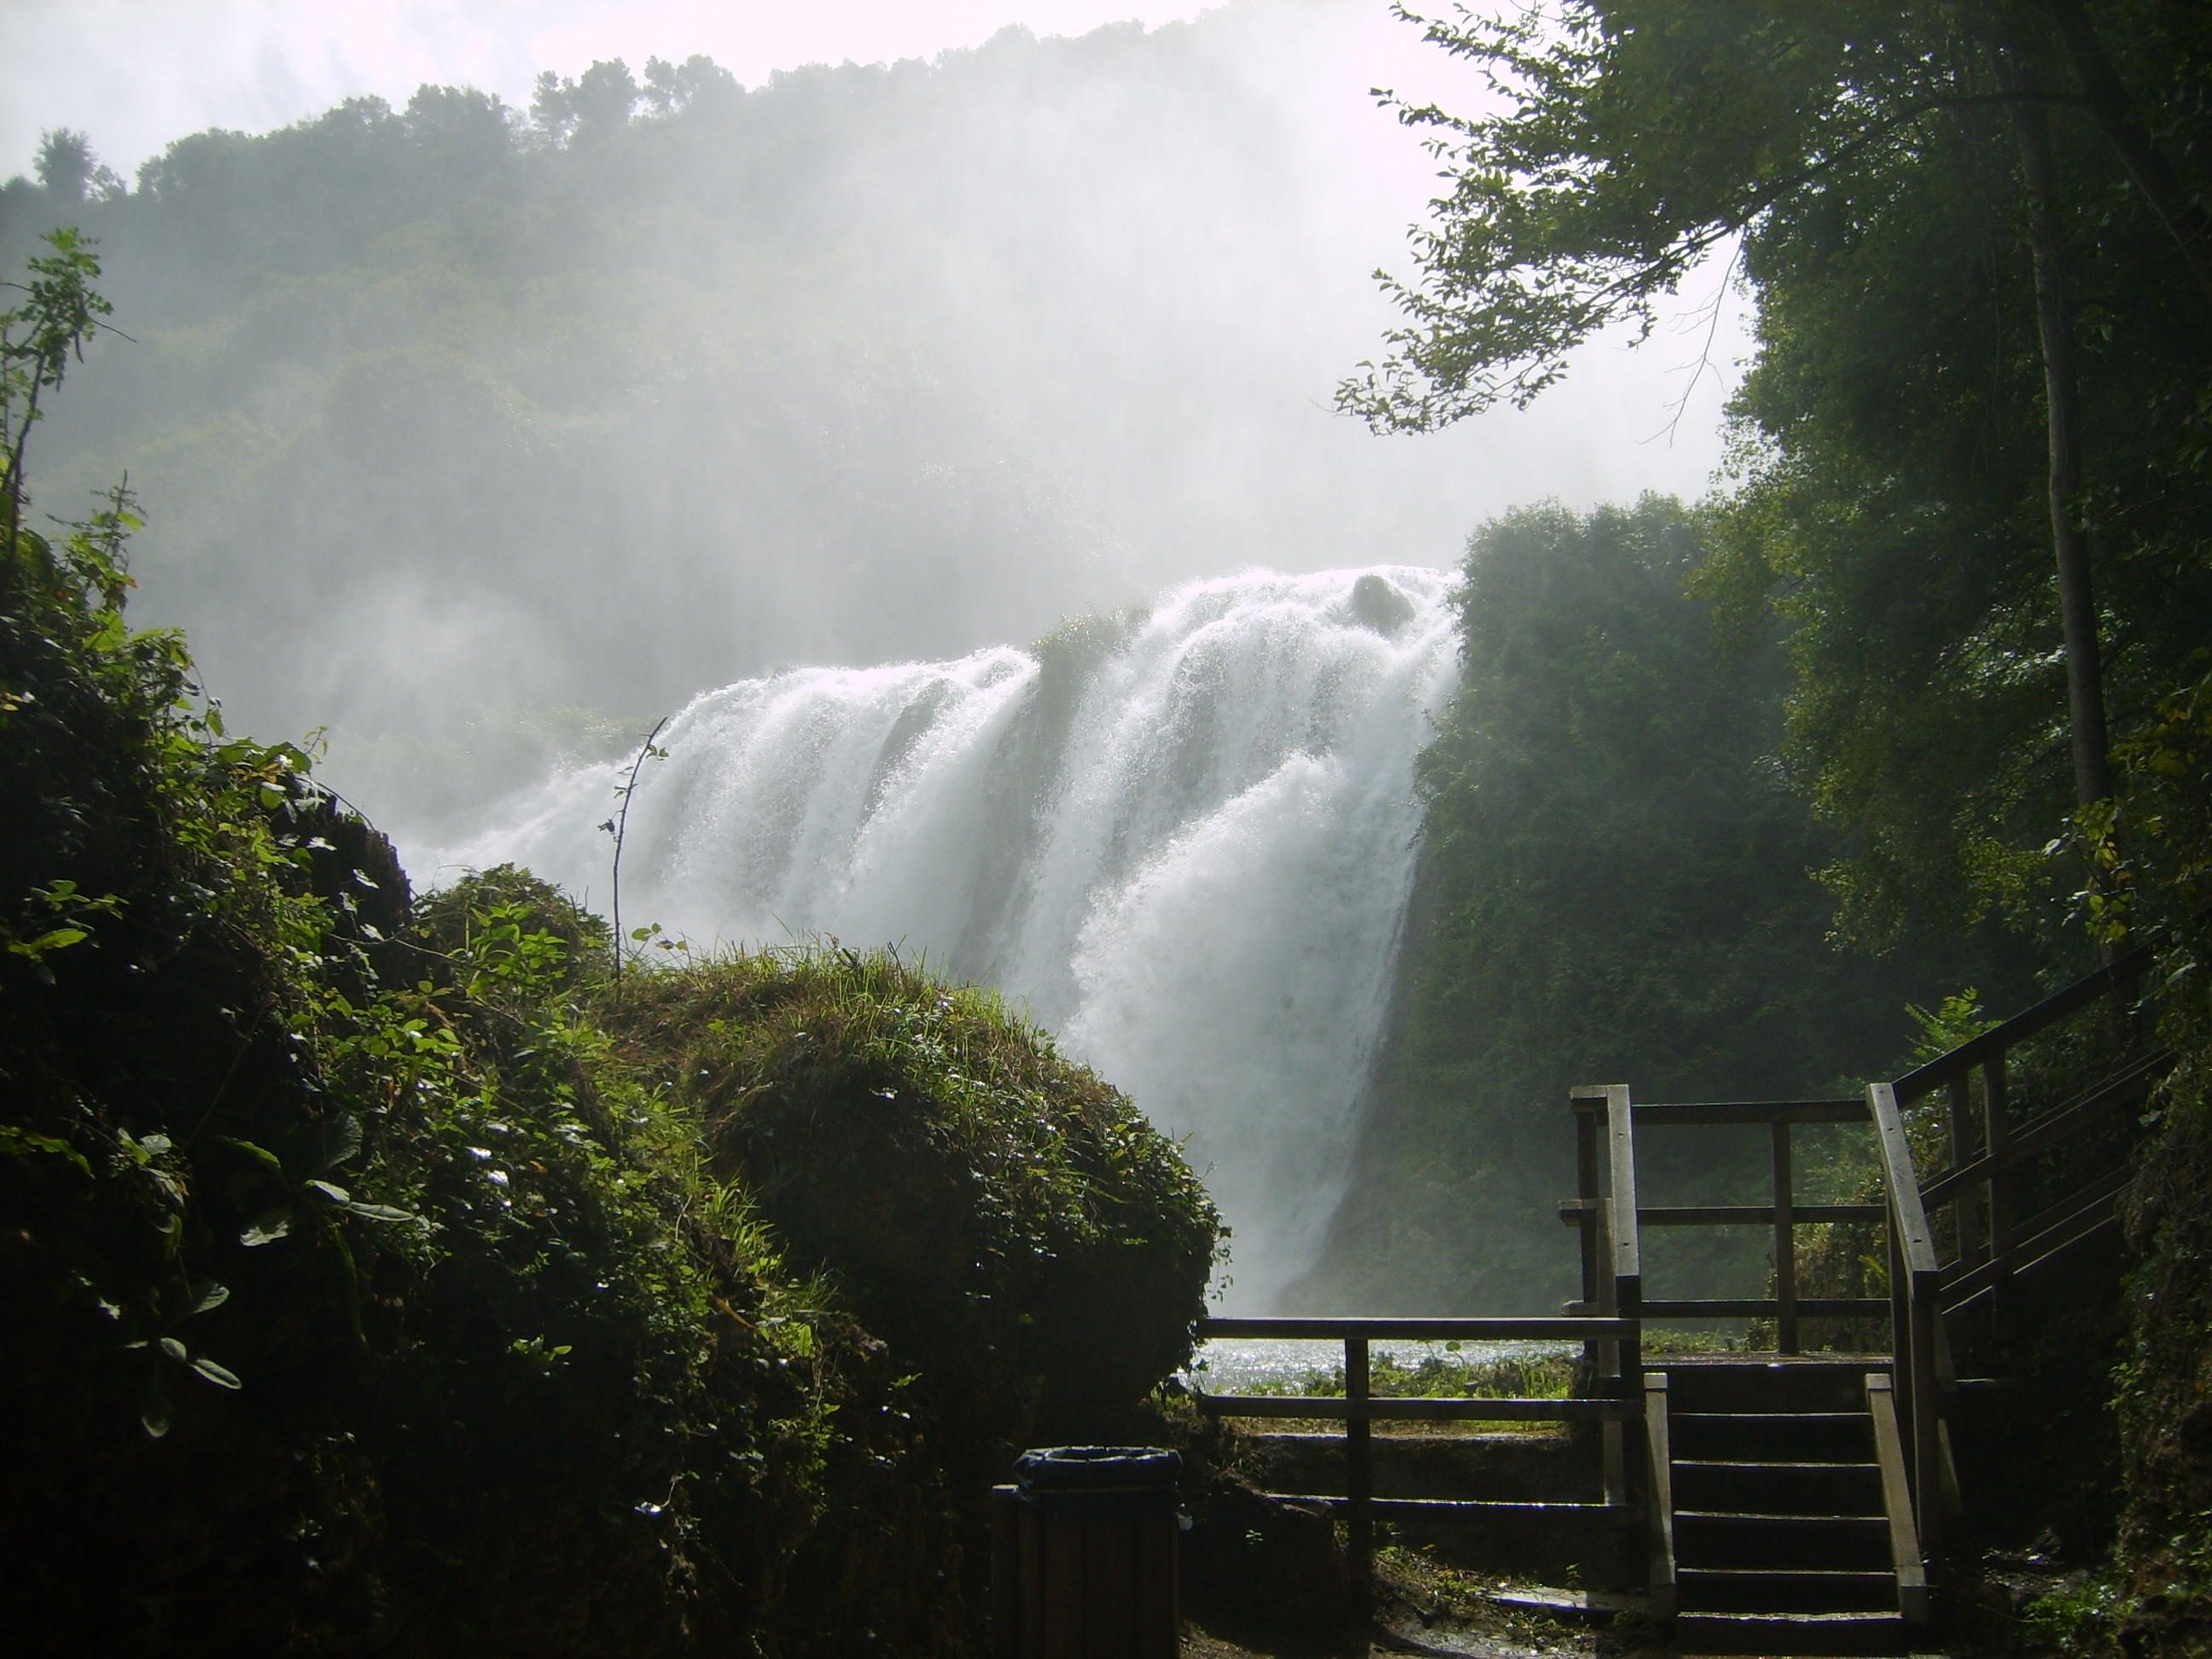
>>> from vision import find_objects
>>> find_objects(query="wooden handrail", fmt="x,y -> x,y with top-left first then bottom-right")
1633,1203 -> 1886,1225
1891,942 -> 2154,1102
1918,1049 -> 2171,1208
1868,1080 -> 1945,1562
1644,1375 -> 1676,1626
1196,1394 -> 1627,1422
1190,1310 -> 1639,1608
1867,1082 -> 1941,1281
1630,1097 -> 1867,1126
1892,944 -> 2167,1342
1866,1373 -> 1930,1633
1586,1296 -> 1886,1319
1197,1315 -> 1635,1341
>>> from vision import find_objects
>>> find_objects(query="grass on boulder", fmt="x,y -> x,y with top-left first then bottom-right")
610,945 -> 1221,1456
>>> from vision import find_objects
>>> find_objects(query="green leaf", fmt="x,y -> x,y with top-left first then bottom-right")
188,1281 -> 230,1317
160,1336 -> 189,1363
310,1113 -> 363,1176
0,1124 -> 90,1174
343,1201 -> 417,1224
189,1354 -> 242,1391
8,926 -> 87,955
222,1138 -> 288,1179
142,1377 -> 173,1440
239,1206 -> 292,1246
305,1179 -> 350,1204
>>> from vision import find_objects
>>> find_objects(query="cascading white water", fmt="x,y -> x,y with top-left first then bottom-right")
442,566 -> 1458,1308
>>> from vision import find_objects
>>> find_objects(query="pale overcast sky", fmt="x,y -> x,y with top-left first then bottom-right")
1,1 -> 1250,177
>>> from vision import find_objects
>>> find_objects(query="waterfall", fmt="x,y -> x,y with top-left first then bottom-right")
443,566 -> 1458,1308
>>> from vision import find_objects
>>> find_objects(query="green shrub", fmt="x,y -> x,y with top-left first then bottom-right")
0,231 -> 1220,1656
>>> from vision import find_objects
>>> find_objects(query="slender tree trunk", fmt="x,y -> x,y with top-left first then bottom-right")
2011,90 -> 2114,812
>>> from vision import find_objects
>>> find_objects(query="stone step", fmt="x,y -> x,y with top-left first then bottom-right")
1656,1359 -> 1890,1415
1671,1458 -> 1885,1516
1674,1610 -> 1912,1655
1677,1567 -> 1900,1614
1674,1511 -> 1892,1572
1670,1410 -> 1872,1463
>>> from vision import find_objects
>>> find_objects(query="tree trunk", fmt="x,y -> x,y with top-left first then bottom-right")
2010,89 -> 2113,812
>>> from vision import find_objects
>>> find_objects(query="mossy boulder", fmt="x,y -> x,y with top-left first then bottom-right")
613,950 -> 1223,1456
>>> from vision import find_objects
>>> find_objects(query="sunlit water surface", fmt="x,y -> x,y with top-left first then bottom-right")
1182,1337 -> 1578,1394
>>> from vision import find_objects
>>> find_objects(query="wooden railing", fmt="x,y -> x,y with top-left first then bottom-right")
1560,1092 -> 1889,1346
1868,1079 -> 1947,1561
1562,1084 -> 1941,1552
1190,945 -> 2164,1607
1190,1313 -> 1639,1608
1894,943 -> 2165,1323
1556,946 -> 2166,1568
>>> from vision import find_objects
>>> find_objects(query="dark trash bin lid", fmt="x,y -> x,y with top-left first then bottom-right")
1014,1447 -> 1180,1517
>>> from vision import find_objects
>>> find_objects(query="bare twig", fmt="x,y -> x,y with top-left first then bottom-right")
601,716 -> 672,993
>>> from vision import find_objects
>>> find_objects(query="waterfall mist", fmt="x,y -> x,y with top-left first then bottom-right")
451,566 -> 1458,1307
4,3 -> 1746,856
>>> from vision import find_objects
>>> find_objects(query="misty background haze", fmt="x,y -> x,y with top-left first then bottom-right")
3,1 -> 1749,855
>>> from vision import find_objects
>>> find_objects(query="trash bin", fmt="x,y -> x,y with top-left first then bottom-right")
991,1446 -> 1181,1659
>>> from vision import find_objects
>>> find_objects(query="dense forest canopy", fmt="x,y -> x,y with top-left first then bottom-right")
1346,0 -> 2212,949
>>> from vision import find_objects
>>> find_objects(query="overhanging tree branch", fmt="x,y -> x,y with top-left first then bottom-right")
2035,0 -> 2212,311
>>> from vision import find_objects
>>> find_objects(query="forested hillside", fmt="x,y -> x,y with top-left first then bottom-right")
1317,3 -> 2212,1647
0,240 -> 1220,1651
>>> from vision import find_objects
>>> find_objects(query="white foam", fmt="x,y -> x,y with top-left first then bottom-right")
439,566 -> 1458,1308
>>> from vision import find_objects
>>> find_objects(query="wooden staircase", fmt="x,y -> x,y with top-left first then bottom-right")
1191,946 -> 2164,1654
1652,1359 -> 1927,1655
1599,945 -> 2164,1653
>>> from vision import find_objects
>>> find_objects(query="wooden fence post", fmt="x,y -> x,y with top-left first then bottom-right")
1982,1052 -> 2013,1331
1345,1334 -> 1371,1614
1947,1072 -> 1982,1274
1773,1120 -> 1798,1354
